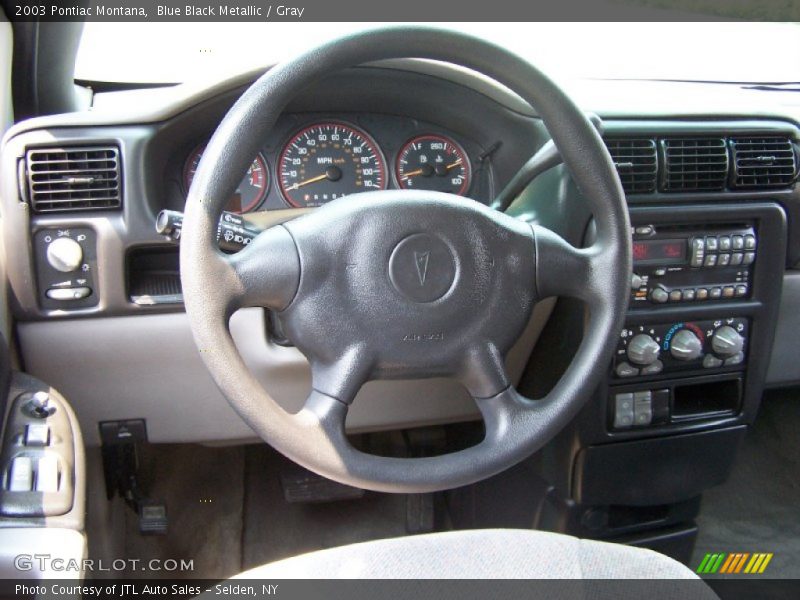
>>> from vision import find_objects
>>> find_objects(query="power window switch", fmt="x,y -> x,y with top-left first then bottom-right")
8,456 -> 33,491
613,393 -> 635,429
25,423 -> 50,447
35,456 -> 59,493
633,390 -> 653,426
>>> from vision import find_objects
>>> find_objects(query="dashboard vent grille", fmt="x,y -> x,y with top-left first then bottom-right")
730,137 -> 797,189
605,138 -> 657,194
26,146 -> 121,213
661,138 -> 728,192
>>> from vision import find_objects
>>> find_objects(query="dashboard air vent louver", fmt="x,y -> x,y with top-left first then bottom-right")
661,138 -> 728,192
605,138 -> 657,194
729,137 -> 797,189
26,146 -> 121,213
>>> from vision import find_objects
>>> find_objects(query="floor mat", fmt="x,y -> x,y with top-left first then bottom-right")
692,388 -> 800,578
121,444 -> 246,579
240,444 -> 412,570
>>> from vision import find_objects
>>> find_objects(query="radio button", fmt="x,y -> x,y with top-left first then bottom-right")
651,287 -> 669,304
719,236 -> 732,251
743,252 -> 756,265
703,354 -> 724,369
703,254 -> 718,267
718,254 -> 731,267
709,287 -> 723,300
641,360 -> 664,376
682,289 -> 696,301
722,286 -> 736,299
730,253 -> 744,266
631,273 -> 644,290
615,362 -> 639,378
696,288 -> 709,300
745,235 -> 757,250
635,225 -> 655,236
724,351 -> 745,366
653,268 -> 667,277
732,235 -> 745,251
669,290 -> 683,302
705,236 -> 719,252
690,239 -> 705,267
735,285 -> 748,297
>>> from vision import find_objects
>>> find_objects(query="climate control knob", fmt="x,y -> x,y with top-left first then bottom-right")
627,334 -> 661,366
670,329 -> 703,361
46,237 -> 83,273
711,325 -> 745,357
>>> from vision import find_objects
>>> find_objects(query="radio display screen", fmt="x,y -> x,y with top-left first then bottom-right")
632,239 -> 686,264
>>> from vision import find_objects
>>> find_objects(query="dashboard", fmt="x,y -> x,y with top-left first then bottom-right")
1,61 -> 800,458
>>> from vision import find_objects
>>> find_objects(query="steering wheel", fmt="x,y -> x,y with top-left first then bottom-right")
180,27 -> 631,493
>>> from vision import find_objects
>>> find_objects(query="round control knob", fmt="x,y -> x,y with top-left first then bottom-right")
711,325 -> 744,357
670,329 -> 703,361
46,237 -> 83,273
627,334 -> 661,366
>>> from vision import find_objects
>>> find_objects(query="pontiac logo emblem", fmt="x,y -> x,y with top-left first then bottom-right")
414,251 -> 430,286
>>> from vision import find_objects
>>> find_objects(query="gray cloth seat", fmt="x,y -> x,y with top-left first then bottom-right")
236,528 -> 708,581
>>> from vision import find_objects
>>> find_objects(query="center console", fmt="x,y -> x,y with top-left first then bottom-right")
534,201 -> 787,562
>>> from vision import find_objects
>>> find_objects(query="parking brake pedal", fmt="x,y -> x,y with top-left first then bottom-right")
100,420 -> 168,535
280,466 -> 364,503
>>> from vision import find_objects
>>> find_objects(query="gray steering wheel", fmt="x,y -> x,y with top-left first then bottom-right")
180,26 -> 631,493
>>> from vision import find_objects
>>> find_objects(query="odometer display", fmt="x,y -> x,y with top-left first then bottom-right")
279,122 -> 387,208
184,146 -> 268,214
396,135 -> 471,196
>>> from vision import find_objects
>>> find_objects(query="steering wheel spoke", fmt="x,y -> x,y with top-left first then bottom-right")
533,224 -> 607,305
221,225 -> 301,312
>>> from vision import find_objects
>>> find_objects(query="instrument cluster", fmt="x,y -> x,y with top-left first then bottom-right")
180,116 -> 480,214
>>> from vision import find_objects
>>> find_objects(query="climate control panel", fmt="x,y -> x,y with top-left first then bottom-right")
614,317 -> 748,379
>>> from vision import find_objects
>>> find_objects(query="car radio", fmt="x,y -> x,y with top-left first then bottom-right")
629,224 -> 756,307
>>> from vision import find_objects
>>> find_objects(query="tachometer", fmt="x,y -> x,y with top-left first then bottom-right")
396,135 -> 471,196
278,122 -> 387,208
184,146 -> 269,214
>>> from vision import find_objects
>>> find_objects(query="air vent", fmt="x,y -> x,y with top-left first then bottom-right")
26,146 -> 121,213
661,138 -> 728,192
730,137 -> 797,189
605,138 -> 657,194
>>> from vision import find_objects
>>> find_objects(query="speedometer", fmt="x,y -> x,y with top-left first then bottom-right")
278,122 -> 387,208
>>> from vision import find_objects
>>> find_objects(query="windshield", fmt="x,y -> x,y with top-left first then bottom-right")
75,22 -> 800,86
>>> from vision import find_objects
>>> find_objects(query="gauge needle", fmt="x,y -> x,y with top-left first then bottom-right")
286,173 -> 328,190
445,159 -> 462,170
401,168 -> 425,179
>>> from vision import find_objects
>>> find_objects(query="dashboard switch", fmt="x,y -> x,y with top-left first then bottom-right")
613,393 -> 635,429
8,457 -> 33,491
35,456 -> 59,493
46,287 -> 91,301
633,391 -> 653,426
25,423 -> 50,447
46,237 -> 83,273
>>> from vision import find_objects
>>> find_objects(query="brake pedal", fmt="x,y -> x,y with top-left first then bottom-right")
280,466 -> 364,503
